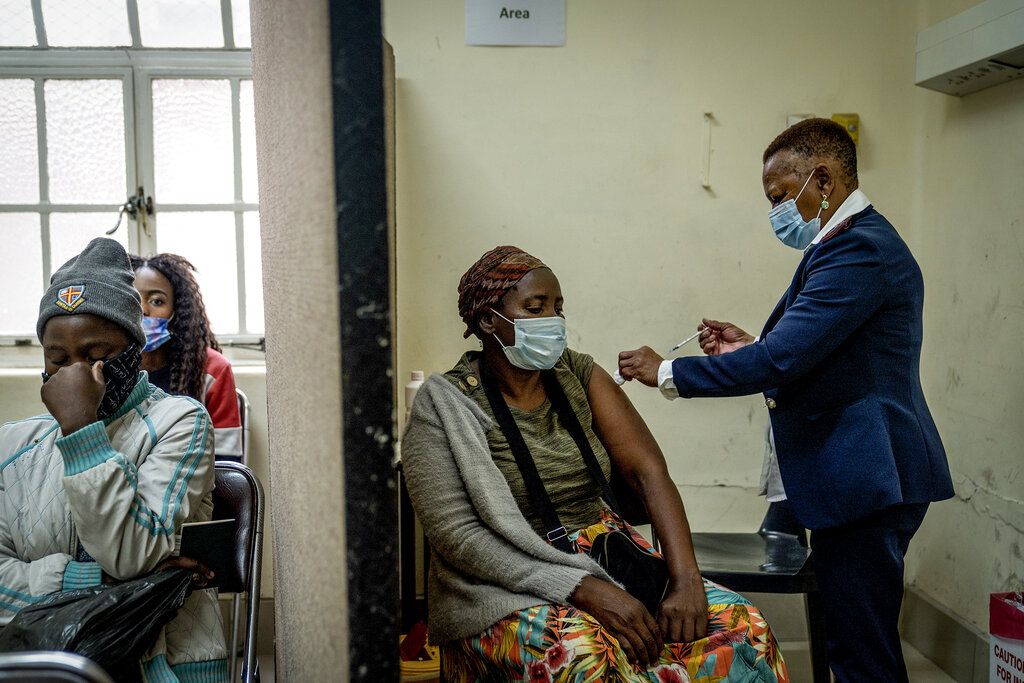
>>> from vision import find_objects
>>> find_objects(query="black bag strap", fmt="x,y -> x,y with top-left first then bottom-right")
477,355 -> 630,554
539,370 -> 623,517
478,356 -> 573,552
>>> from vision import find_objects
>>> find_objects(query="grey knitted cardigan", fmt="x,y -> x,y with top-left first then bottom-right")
400,373 -> 617,643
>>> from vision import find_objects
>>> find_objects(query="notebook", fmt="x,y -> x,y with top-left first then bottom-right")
174,518 -> 236,590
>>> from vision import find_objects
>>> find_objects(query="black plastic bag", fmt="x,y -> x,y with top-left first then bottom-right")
0,567 -> 193,682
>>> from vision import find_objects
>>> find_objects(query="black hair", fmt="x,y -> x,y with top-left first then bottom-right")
763,118 -> 858,189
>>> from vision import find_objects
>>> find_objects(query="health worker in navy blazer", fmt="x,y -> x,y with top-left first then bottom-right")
617,118 -> 954,683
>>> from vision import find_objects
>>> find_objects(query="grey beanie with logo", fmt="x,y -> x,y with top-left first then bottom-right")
36,237 -> 145,347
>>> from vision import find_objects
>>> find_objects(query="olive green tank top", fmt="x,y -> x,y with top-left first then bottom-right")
444,348 -> 611,536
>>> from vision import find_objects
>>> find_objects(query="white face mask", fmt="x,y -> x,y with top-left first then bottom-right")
491,310 -> 567,371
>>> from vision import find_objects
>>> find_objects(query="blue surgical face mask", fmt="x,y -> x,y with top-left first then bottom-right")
768,170 -> 823,250
492,310 -> 567,371
141,315 -> 172,353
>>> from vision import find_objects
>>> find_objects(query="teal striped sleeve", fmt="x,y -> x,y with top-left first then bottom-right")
171,659 -> 229,683
143,654 -> 229,683
0,583 -> 44,614
55,421 -> 117,475
141,655 -> 178,683
62,561 -> 103,590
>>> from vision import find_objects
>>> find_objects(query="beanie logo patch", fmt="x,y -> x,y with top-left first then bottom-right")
56,285 -> 85,312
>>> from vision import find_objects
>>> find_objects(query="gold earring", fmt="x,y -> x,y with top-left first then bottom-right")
821,194 -> 829,210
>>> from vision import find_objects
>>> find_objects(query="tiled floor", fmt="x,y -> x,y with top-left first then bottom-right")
779,639 -> 957,682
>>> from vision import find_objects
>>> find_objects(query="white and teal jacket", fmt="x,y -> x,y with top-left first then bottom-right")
0,373 -> 228,682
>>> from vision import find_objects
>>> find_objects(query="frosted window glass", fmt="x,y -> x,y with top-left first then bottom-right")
153,79 -> 233,203
49,213 -> 129,274
0,2 -> 38,47
232,0 -> 251,48
240,80 -> 258,203
155,212 -> 239,333
45,80 -> 126,204
243,212 -> 263,334
138,0 -> 222,48
0,214 -> 43,335
41,0 -> 130,47
0,79 -> 40,203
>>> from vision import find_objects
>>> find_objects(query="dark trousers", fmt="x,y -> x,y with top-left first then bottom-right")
809,502 -> 929,683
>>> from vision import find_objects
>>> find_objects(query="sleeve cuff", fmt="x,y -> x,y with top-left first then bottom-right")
56,421 -> 118,475
62,561 -> 103,590
658,360 -> 679,399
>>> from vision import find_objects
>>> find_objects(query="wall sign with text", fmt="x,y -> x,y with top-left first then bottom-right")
466,0 -> 565,46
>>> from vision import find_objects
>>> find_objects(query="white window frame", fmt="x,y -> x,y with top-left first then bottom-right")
0,61 -> 137,287
0,48 -> 260,349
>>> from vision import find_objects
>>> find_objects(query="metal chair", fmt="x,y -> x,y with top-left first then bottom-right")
229,388 -> 254,677
212,461 -> 265,683
689,500 -> 830,682
235,388 -> 251,466
0,651 -> 115,683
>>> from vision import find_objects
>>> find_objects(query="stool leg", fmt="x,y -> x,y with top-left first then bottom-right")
805,590 -> 831,682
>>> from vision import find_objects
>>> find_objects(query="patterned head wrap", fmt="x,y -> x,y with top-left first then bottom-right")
457,246 -> 547,338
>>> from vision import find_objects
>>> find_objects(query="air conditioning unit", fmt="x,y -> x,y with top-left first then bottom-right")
915,0 -> 1024,96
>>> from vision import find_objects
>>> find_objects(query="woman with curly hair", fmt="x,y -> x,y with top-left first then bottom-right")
130,253 -> 243,461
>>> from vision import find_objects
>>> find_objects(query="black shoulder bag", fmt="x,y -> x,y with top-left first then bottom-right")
477,357 -> 670,615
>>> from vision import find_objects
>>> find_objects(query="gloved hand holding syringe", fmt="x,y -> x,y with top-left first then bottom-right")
613,327 -> 704,385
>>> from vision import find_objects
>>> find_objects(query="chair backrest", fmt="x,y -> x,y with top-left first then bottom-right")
0,651 -> 115,683
211,461 -> 264,683
211,461 -> 263,594
235,388 -> 252,465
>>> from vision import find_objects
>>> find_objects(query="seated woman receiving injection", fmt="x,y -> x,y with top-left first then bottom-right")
130,253 -> 242,461
401,246 -> 788,682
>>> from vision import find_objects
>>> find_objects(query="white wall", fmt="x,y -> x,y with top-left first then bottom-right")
906,1 -> 1024,630
384,0 -> 1024,633
387,0 -> 917,504
384,0 -> 919,513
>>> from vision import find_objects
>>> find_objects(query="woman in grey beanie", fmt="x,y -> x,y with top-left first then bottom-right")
1,237 -> 229,681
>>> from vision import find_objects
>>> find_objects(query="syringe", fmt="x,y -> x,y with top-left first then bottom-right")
667,328 -> 705,355
612,327 -> 707,386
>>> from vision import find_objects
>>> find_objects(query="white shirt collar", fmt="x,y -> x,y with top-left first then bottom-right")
809,189 -> 871,245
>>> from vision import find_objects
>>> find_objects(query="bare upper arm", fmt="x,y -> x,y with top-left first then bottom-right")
586,362 -> 669,486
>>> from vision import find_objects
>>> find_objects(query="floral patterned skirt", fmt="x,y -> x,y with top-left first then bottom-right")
440,512 -> 789,683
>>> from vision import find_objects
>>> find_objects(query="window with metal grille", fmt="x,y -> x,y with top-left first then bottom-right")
0,0 -> 262,346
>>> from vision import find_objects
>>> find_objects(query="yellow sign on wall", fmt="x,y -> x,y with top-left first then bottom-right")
832,113 -> 860,146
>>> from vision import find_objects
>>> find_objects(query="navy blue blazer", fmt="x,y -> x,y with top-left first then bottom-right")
671,206 -> 954,529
